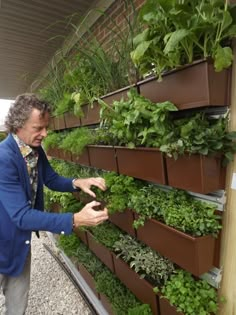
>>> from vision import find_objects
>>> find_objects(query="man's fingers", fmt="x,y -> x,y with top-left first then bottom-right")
92,177 -> 106,191
86,200 -> 101,207
83,188 -> 96,198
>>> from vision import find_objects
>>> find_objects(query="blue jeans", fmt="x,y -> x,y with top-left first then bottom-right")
0,251 -> 31,315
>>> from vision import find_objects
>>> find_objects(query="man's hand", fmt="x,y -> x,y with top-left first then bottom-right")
73,177 -> 106,198
73,200 -> 108,228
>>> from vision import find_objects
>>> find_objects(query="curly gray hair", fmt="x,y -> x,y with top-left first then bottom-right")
5,93 -> 51,133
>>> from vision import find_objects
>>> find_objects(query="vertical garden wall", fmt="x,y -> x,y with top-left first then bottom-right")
39,1 -> 236,314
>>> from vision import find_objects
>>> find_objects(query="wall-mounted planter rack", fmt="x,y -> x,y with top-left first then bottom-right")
138,59 -> 231,110
134,214 -> 216,276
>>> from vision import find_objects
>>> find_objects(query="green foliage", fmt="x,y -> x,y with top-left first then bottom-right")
159,112 -> 236,163
54,92 -> 75,116
99,90 -> 236,163
130,186 -> 221,236
102,172 -> 141,214
131,0 -> 236,79
72,241 -> 104,276
48,159 -> 83,178
60,235 -> 152,315
58,233 -> 81,258
38,61 -> 70,113
95,268 -> 150,315
39,0 -> 142,116
128,304 -> 152,315
44,185 -> 82,214
113,234 -> 175,285
43,131 -> 61,150
89,221 -> 123,250
99,89 -> 178,148
60,127 -> 95,155
157,269 -> 220,315
0,132 -> 7,142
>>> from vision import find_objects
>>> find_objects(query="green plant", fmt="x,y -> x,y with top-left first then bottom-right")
49,0 -> 142,116
0,132 -> 7,142
113,234 -> 175,286
131,0 -> 236,79
154,269 -> 222,315
44,185 -> 82,214
99,90 -> 236,163
89,221 -> 123,250
95,268 -> 152,315
54,92 -> 75,116
60,127 -> 95,155
102,172 -> 141,214
130,185 -> 221,236
73,241 -> 104,276
99,88 -> 177,148
37,59 -> 71,113
128,304 -> 152,315
43,131 -> 61,150
160,112 -> 236,163
58,233 -> 81,258
48,159 -> 83,178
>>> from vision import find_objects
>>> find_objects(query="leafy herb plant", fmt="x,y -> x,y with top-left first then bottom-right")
131,0 -> 236,79
113,234 -> 175,286
130,185 -> 221,236
154,269 -> 223,315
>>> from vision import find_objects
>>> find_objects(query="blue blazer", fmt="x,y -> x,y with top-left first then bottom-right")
0,134 -> 76,276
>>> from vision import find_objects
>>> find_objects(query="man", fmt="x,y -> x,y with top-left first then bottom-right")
0,93 -> 108,315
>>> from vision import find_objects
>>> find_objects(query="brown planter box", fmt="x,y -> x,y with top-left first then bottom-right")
75,229 -> 88,246
80,101 -> 100,126
101,85 -> 137,106
100,294 -> 115,315
49,202 -> 61,213
115,146 -> 166,184
159,297 -> 184,315
49,116 -> 55,130
135,216 -> 215,276
46,147 -> 61,159
53,115 -> 66,130
166,154 -> 225,194
78,264 -> 100,299
138,59 -> 231,110
57,148 -> 72,162
109,209 -> 136,237
88,145 -> 118,172
87,231 -> 115,272
64,111 -> 81,128
71,148 -> 90,166
113,255 -> 160,315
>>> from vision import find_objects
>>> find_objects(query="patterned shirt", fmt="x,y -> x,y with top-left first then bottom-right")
13,134 -> 39,207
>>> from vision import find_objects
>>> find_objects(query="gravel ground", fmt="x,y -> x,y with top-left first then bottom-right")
0,232 -> 92,315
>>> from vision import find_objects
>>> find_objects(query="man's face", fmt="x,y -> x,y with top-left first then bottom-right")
16,108 -> 50,147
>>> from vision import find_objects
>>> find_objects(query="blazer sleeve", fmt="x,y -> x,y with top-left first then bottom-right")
0,148 -> 73,235
39,147 -> 76,192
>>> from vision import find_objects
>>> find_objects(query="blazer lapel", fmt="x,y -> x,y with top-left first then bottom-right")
6,134 -> 32,200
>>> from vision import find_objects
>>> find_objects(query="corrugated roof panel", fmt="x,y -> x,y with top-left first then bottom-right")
0,0 -> 98,98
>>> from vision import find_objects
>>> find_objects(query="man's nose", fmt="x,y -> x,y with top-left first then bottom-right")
41,128 -> 47,137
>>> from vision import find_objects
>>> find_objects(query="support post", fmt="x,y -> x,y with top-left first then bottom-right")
218,39 -> 236,315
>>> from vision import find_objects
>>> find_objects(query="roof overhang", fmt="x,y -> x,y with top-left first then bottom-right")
0,0 -> 114,99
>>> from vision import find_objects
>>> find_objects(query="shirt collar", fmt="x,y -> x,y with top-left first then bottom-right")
12,133 -> 34,158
